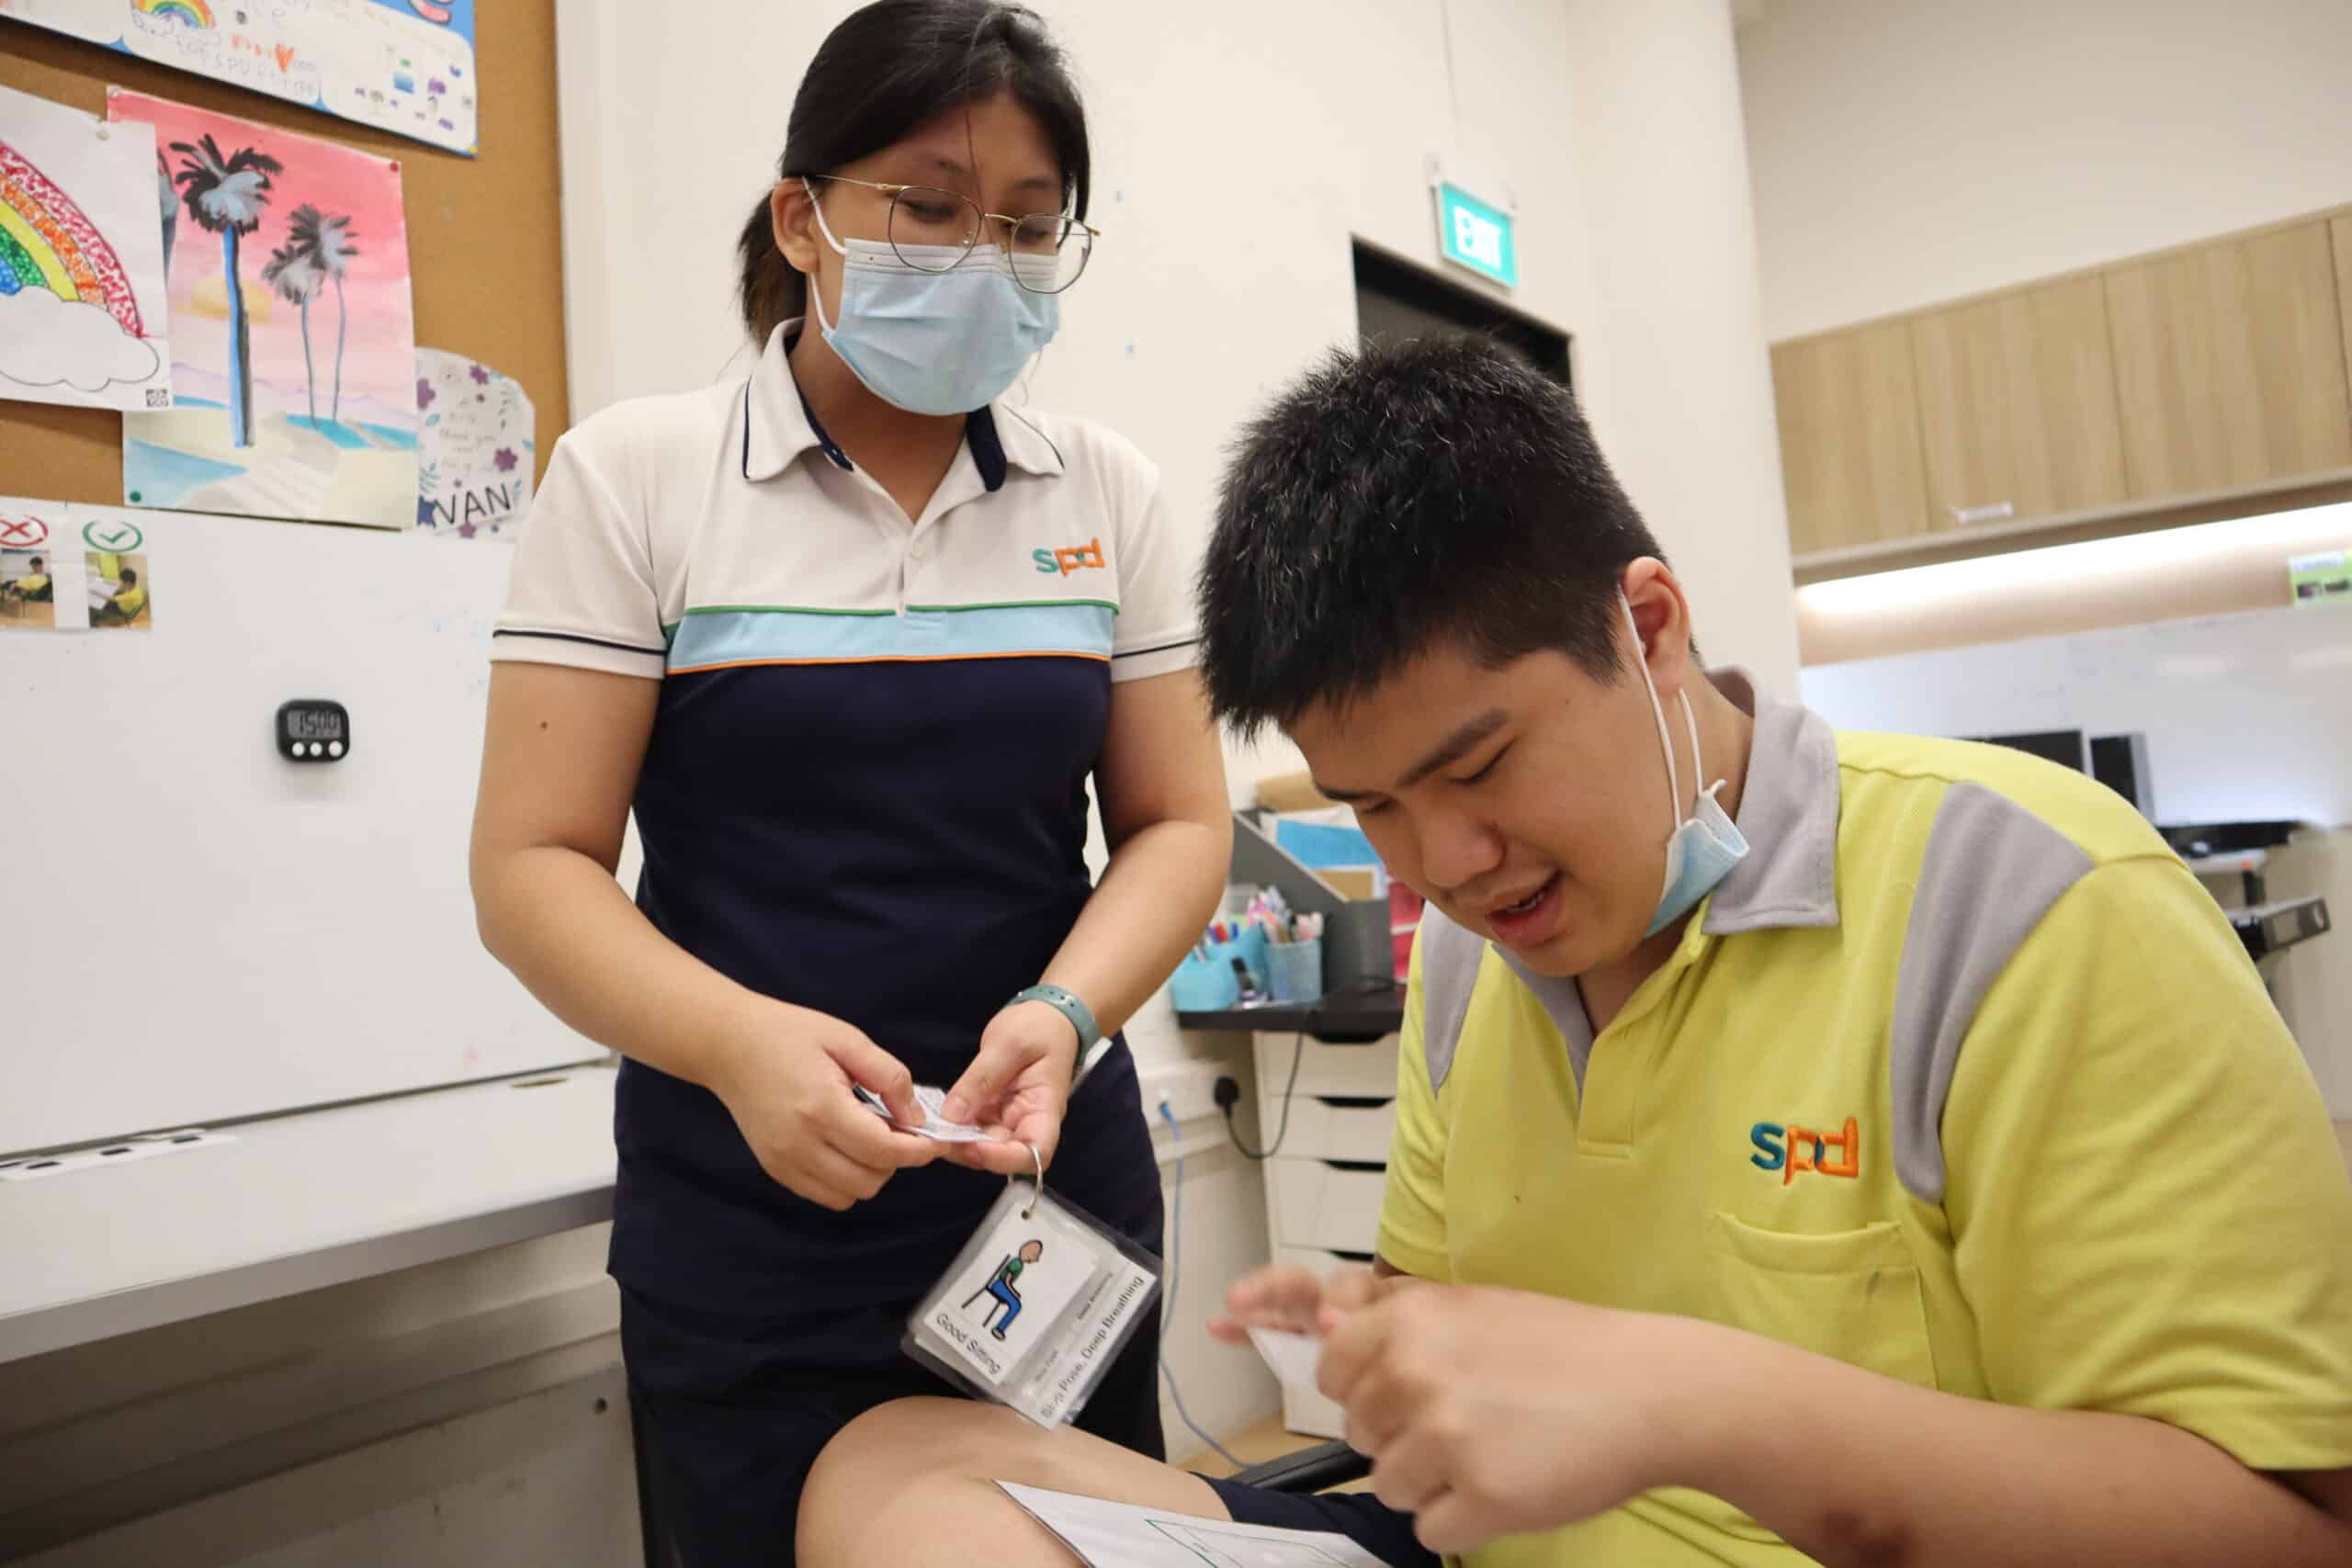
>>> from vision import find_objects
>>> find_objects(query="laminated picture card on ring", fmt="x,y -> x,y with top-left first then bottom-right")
905,1163 -> 1161,1429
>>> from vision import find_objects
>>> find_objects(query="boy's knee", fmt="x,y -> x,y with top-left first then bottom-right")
797,1396 -> 1223,1567
797,1398 -> 1050,1567
817,1396 -> 1018,1483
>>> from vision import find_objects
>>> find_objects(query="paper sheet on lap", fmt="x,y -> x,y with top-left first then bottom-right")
1248,1326 -> 1326,1390
998,1483 -> 1389,1568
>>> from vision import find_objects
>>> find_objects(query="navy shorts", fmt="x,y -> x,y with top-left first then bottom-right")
625,1280 -> 1166,1568
1204,1476 -> 1442,1568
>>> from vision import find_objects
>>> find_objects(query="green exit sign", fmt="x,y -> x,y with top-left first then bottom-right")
1435,180 -> 1517,288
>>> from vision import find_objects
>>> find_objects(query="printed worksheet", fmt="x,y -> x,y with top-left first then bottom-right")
998,1483 -> 1388,1568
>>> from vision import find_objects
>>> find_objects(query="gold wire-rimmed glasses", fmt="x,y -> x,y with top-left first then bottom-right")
809,173 -> 1097,294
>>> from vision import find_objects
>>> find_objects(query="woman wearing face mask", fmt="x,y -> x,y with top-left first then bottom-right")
469,3 -> 1230,1559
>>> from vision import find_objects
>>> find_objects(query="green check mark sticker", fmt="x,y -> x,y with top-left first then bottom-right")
83,519 -> 145,552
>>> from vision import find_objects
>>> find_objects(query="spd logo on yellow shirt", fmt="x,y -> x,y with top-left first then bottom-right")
1750,1118 -> 1860,1185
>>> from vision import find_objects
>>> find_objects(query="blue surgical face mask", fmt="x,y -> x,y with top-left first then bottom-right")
1622,593 -> 1749,938
804,179 -> 1059,416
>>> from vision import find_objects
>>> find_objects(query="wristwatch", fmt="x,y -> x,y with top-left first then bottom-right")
1010,983 -> 1113,1089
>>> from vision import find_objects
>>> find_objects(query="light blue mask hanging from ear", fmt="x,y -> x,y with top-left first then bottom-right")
1622,593 -> 1750,938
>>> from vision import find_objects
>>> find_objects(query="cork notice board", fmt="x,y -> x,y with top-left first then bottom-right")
0,1 -> 569,505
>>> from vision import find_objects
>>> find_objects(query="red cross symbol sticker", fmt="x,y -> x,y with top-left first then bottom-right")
0,515 -> 51,548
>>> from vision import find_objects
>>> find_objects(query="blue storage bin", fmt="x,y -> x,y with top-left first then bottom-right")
1228,923 -> 1271,989
1170,950 -> 1240,1012
1170,926 -> 1273,1012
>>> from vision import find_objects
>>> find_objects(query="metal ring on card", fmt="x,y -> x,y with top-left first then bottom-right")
1012,1142 -> 1043,1219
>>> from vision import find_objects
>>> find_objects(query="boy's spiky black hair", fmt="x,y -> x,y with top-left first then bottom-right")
1197,333 -> 1668,739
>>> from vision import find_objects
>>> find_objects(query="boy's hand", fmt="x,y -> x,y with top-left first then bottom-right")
1317,1285 -> 1722,1555
1209,1262 -> 1413,1341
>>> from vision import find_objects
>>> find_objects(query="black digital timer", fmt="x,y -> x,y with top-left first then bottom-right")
276,699 -> 350,761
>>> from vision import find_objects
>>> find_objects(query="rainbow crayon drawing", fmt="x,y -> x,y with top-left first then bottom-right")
0,84 -> 172,413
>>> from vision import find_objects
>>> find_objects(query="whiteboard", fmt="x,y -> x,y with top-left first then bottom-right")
0,502 -> 602,1155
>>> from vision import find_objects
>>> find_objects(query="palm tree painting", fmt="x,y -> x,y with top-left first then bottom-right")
113,91 -> 420,530
259,240 -> 322,426
154,151 -> 177,278
167,133 -> 281,449
289,206 -> 359,424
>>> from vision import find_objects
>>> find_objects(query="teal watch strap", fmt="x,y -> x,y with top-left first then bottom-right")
1012,983 -> 1100,1053
1013,983 -> 1115,1092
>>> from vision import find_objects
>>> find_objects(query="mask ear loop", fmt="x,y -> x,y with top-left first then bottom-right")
798,178 -> 847,340
1011,1142 -> 1044,1220
1622,593 -> 1681,826
801,176 -> 849,257
1677,688 -> 1708,800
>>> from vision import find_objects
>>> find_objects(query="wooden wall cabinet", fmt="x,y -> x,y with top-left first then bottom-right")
1908,275 -> 2129,531
2104,220 -> 2352,498
1772,205 -> 2352,574
1769,321 -> 1931,556
2333,214 -> 2352,429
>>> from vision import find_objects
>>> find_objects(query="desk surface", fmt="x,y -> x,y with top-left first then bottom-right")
0,1066 -> 616,1365
1176,984 -> 1406,1043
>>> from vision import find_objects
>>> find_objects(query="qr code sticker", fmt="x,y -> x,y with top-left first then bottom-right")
145,388 -> 170,408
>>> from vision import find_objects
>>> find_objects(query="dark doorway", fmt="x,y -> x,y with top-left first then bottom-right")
1353,240 -> 1572,389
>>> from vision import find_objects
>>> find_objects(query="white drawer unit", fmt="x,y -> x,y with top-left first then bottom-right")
1256,1094 -> 1396,1164
1268,1160 -> 1387,1254
1252,1031 -> 1401,1435
1253,1032 -> 1404,1101
1273,1247 -> 1357,1438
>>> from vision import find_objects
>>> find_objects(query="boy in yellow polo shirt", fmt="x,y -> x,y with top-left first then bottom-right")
5,555 -> 52,601
93,564 -> 145,626
794,336 -> 2352,1568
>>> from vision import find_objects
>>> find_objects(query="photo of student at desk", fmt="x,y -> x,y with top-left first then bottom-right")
86,551 -> 152,630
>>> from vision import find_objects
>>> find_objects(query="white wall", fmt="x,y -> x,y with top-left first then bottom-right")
1800,601 -> 2352,1116
1738,0 -> 2352,341
559,0 -> 1803,1059
559,0 -> 1801,767
1560,0 -> 1800,692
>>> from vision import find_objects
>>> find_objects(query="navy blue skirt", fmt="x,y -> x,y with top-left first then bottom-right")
620,1045 -> 1166,1568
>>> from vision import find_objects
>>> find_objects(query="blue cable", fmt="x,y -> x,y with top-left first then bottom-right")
1158,1100 -> 1249,1471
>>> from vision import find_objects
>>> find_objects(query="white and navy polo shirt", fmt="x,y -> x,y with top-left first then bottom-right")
494,323 -> 1194,1313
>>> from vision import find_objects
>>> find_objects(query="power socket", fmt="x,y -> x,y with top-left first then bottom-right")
1213,1075 -> 1241,1113
1137,1063 -> 1237,1126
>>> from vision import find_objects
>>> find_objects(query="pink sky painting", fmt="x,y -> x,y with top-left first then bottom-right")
110,89 -> 414,424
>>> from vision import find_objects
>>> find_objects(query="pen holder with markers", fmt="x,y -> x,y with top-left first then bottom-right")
1266,938 -> 1325,1004
1169,924 -> 1271,1011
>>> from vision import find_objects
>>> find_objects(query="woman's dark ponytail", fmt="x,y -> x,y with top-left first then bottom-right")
734,0 -> 1090,346
738,194 -> 804,348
